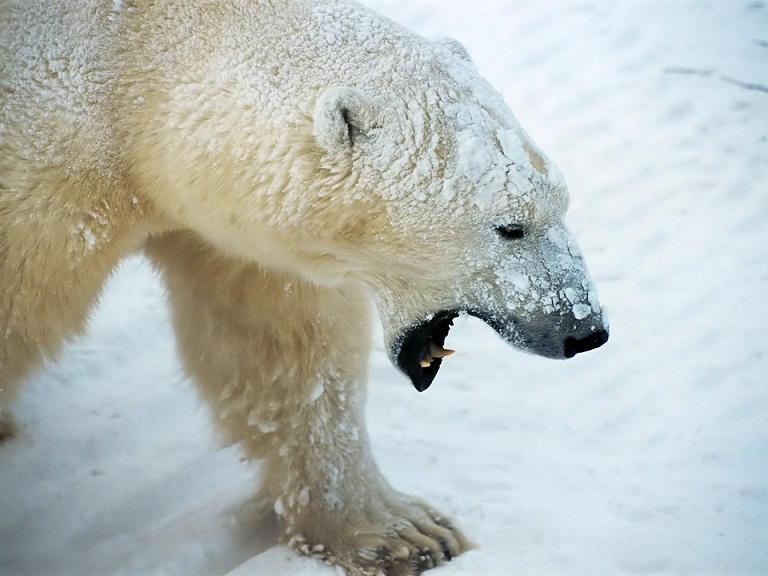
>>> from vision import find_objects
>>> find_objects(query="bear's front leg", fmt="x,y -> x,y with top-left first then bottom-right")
147,233 -> 470,576
263,367 -> 469,576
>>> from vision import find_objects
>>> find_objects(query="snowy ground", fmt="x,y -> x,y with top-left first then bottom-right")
2,1 -> 768,575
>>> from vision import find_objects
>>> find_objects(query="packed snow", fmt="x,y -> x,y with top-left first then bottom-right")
2,1 -> 767,575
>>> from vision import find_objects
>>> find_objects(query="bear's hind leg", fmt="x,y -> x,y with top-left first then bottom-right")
0,408 -> 14,441
146,232 -> 471,576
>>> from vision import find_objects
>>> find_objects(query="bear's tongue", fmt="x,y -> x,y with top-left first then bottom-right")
419,341 -> 455,368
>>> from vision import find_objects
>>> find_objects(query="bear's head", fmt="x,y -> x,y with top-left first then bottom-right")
311,35 -> 609,391
131,5 -> 609,392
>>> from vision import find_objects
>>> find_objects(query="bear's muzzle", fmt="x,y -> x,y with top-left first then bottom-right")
393,308 -> 609,392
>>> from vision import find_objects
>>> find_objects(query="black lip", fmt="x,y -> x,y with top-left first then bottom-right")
395,310 -> 459,392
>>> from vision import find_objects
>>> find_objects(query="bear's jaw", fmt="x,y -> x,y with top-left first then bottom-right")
395,310 -> 459,392
393,306 -> 610,391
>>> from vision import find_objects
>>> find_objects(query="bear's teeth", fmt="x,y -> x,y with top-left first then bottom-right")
430,342 -> 455,358
420,342 -> 456,368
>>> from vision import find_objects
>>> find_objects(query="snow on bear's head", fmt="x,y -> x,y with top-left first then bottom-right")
309,19 -> 609,391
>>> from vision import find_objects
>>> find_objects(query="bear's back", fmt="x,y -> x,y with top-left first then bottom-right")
0,0 -> 121,180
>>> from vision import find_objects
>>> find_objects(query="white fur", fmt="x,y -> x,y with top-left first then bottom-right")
1,1 -> 607,574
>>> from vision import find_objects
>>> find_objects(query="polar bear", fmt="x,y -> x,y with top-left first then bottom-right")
0,0 -> 609,574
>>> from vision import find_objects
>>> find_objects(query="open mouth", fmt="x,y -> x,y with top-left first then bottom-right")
394,308 -> 610,392
395,310 -> 459,392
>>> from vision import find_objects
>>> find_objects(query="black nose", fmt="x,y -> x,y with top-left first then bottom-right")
563,329 -> 609,358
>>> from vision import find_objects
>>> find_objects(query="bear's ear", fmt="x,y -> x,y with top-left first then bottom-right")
314,87 -> 378,152
437,37 -> 473,64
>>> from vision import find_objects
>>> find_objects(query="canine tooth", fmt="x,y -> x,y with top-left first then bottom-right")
429,342 -> 455,358
419,343 -> 456,369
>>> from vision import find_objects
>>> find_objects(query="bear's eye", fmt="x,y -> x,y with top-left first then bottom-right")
495,223 -> 525,240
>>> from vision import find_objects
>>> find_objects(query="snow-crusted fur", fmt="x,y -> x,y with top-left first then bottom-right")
0,0 -> 608,574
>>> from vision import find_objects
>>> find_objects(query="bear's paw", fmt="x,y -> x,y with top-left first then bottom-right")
285,489 -> 471,575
